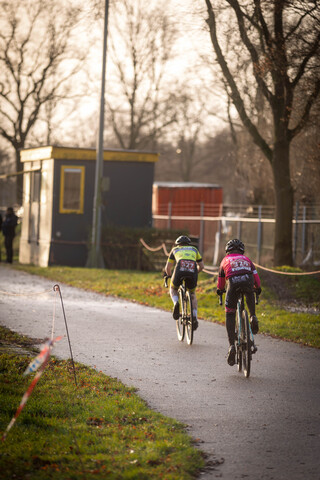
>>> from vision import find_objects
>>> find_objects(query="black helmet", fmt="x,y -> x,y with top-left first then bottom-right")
225,238 -> 245,254
175,235 -> 191,246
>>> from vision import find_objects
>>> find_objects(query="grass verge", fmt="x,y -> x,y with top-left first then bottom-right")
11,264 -> 320,349
0,326 -> 204,480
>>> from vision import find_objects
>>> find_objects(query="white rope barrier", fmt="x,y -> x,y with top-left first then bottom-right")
139,238 -> 320,277
139,238 -> 170,256
255,264 -> 320,276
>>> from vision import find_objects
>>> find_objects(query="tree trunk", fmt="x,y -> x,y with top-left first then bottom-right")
272,137 -> 294,266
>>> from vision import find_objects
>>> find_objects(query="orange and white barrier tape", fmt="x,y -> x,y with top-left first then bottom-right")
1,336 -> 62,442
0,284 -> 77,442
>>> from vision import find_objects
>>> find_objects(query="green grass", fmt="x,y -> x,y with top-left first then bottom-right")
0,326 -> 204,479
11,264 -> 320,348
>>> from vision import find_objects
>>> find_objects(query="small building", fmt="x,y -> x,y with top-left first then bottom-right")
19,146 -> 158,267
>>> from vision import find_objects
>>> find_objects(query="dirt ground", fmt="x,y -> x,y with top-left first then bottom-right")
258,268 -> 320,313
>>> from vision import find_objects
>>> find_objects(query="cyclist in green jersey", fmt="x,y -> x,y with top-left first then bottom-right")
165,235 -> 204,329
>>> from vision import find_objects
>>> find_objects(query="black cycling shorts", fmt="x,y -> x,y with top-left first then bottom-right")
225,273 -> 254,313
171,260 -> 198,292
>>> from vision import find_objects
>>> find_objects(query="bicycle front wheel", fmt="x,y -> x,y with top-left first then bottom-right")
185,291 -> 194,345
242,309 -> 251,378
176,289 -> 185,342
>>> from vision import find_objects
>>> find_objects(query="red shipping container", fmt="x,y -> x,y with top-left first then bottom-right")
153,182 -> 223,217
152,182 -> 223,256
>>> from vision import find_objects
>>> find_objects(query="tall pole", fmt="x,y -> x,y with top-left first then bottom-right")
86,0 -> 109,268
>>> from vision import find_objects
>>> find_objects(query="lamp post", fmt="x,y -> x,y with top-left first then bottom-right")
86,0 -> 109,268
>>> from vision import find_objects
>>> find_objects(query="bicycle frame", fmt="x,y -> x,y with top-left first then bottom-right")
179,279 -> 188,325
164,274 -> 194,345
219,289 -> 258,378
237,290 -> 259,377
236,293 -> 254,348
179,278 -> 194,345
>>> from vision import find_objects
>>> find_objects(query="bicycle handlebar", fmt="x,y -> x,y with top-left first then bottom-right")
163,274 -> 170,288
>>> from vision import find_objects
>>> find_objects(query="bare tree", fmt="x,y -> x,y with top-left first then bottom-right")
204,0 -> 320,266
0,147 -> 14,207
171,90 -> 212,181
291,96 -> 320,204
104,0 -> 178,150
0,0 -> 89,203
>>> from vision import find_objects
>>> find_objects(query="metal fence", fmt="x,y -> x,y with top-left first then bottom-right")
153,203 -> 320,267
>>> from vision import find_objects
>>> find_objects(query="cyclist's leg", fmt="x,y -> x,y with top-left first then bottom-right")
170,285 -> 180,320
170,268 -> 181,320
225,280 -> 238,344
245,291 -> 258,333
185,274 -> 198,329
236,274 -> 259,334
225,279 -> 238,365
190,291 -> 197,315
169,284 -> 179,304
225,308 -> 237,366
244,279 -> 259,334
246,291 -> 255,316
243,274 -> 255,315
189,291 -> 198,330
226,310 -> 236,345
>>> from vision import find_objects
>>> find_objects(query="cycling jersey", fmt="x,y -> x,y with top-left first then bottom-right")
217,253 -> 261,291
168,245 -> 203,291
217,253 -> 261,315
168,245 -> 202,271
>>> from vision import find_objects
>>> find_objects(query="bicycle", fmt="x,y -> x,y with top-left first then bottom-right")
164,275 -> 195,345
219,289 -> 259,378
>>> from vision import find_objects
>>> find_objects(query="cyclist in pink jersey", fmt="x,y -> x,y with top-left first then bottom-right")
217,238 -> 261,366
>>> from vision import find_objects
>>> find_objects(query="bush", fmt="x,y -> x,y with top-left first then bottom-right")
100,226 -> 185,271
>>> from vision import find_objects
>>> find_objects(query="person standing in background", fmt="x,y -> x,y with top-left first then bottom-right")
2,207 -> 18,264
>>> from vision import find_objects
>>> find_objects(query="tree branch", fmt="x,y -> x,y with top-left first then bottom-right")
285,4 -> 318,41
205,0 -> 273,162
226,0 -> 274,106
288,79 -> 320,140
291,31 -> 320,88
253,0 -> 272,51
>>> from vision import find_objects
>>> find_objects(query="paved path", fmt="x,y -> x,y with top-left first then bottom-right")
0,265 -> 319,479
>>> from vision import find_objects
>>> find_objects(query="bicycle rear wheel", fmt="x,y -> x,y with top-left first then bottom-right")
236,308 -> 242,372
242,309 -> 251,378
176,289 -> 185,342
185,291 -> 194,345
